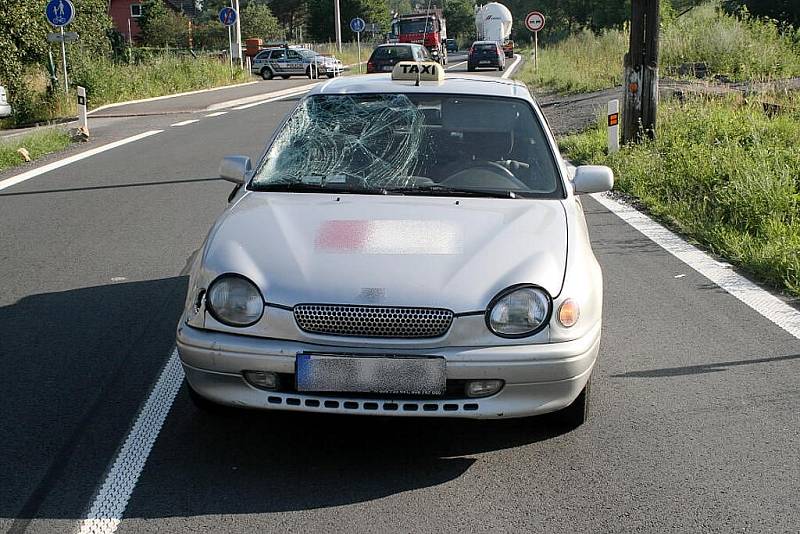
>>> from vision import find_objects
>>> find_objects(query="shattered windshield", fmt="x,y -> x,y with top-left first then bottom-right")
251,94 -> 563,198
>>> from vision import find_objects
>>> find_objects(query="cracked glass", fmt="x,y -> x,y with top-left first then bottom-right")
251,93 -> 563,198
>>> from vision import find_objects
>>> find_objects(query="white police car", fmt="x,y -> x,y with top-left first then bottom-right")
251,47 -> 344,80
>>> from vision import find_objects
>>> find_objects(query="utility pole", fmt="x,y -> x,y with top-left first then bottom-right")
622,0 -> 660,143
334,0 -> 342,52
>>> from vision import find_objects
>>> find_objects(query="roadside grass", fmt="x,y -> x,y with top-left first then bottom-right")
3,54 -> 250,127
559,93 -> 800,297
516,3 -> 800,94
0,128 -> 71,173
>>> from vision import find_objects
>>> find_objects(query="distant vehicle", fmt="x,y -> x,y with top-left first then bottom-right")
251,47 -> 344,80
0,85 -> 11,118
178,62 -> 614,426
468,41 -> 506,71
392,9 -> 448,65
446,38 -> 457,52
475,2 -> 514,57
367,44 -> 430,73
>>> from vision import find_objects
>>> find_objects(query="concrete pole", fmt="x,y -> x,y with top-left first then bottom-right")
334,0 -> 342,52
232,0 -> 242,68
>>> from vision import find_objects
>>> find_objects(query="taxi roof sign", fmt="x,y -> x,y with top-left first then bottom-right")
391,61 -> 445,83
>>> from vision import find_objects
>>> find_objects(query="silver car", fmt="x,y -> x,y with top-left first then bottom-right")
178,63 -> 613,427
251,47 -> 343,80
0,85 -> 11,118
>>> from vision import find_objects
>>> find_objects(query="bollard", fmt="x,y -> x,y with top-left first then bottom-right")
607,99 -> 619,153
77,86 -> 89,138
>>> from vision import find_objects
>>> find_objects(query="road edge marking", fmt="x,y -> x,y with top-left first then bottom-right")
87,81 -> 260,116
501,54 -> 523,79
592,192 -> 800,340
170,119 -> 200,127
0,130 -> 163,193
76,349 -> 184,534
231,87 -> 312,110
207,83 -> 320,111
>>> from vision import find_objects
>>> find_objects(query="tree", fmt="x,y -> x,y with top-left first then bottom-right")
444,0 -> 475,40
139,0 -> 189,47
241,1 -> 281,40
306,0 -> 390,42
722,0 -> 800,27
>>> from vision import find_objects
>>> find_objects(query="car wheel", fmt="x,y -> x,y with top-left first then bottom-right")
499,65 -> 504,71
326,73 -> 335,79
467,65 -> 475,72
280,74 -> 290,79
307,65 -> 318,79
557,375 -> 591,429
187,382 -> 232,415
261,68 -> 273,80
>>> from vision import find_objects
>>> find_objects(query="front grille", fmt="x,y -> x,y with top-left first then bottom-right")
293,304 -> 454,338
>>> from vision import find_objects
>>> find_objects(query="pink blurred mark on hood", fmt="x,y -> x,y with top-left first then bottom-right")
315,220 -> 462,255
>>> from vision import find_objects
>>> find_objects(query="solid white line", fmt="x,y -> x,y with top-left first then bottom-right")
501,54 -> 523,79
207,83 -> 320,111
445,60 -> 467,71
592,192 -> 800,341
0,130 -> 163,193
232,88 -> 311,110
76,350 -> 184,534
204,111 -> 228,117
170,119 -> 200,127
87,81 -> 260,115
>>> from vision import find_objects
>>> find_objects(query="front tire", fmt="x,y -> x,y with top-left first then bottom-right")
499,65 -> 504,71
280,74 -> 290,79
557,375 -> 591,429
307,65 -> 318,79
261,68 -> 273,80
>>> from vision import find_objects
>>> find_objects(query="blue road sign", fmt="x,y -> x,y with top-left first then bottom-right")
350,17 -> 366,33
46,0 -> 75,27
219,7 -> 238,27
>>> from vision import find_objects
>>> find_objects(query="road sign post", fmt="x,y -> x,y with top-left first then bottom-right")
524,11 -> 545,71
350,18 -> 366,74
46,0 -> 76,93
219,7 -> 238,77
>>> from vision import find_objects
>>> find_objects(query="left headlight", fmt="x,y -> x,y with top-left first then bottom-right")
206,274 -> 264,327
486,285 -> 552,338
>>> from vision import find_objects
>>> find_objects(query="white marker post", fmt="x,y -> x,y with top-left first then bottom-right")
77,86 -> 89,136
608,99 -> 620,153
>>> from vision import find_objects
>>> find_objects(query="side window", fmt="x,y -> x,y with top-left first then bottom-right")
271,50 -> 286,60
255,51 -> 269,61
287,51 -> 302,61
419,47 -> 429,60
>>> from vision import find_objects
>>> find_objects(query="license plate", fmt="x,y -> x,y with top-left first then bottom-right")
296,353 -> 446,395
479,60 -> 490,64
382,65 -> 393,71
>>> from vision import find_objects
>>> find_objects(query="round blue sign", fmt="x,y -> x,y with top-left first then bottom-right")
46,0 -> 75,27
219,7 -> 238,27
350,17 -> 366,33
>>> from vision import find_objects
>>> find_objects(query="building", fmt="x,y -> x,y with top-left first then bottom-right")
107,0 -> 199,42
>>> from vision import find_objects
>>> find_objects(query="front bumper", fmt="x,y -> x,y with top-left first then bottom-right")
177,323 -> 600,419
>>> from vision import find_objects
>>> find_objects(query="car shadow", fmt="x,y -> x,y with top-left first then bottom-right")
125,392 -> 573,517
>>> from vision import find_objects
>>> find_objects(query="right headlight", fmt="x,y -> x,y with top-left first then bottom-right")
486,285 -> 552,338
206,274 -> 264,327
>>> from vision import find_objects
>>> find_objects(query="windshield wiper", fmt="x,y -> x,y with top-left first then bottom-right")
251,182 -> 397,195
387,185 -> 520,199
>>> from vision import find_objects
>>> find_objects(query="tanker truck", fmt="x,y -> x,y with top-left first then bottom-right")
475,3 -> 514,57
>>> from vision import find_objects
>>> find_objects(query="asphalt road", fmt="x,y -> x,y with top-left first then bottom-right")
1,57 -> 798,533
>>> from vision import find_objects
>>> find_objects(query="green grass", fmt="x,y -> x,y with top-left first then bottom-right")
0,128 -> 71,173
560,93 -> 800,297
516,3 -> 800,94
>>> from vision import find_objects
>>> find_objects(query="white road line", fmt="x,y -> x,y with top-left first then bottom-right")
232,88 -> 312,110
76,350 -> 184,534
592,192 -> 800,340
207,84 -> 320,111
87,81 -> 260,116
445,60 -> 467,70
204,111 -> 228,117
0,130 -> 163,193
170,119 -> 200,127
501,54 -> 522,79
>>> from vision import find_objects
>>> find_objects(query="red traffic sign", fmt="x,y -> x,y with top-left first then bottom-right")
525,11 -> 545,32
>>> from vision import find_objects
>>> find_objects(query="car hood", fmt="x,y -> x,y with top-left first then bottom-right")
202,193 -> 567,312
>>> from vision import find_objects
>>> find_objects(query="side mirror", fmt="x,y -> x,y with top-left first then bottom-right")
219,155 -> 252,184
572,165 -> 614,194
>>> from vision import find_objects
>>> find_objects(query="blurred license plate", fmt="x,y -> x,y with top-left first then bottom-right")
382,65 -> 393,71
296,354 -> 446,395
479,60 -> 490,64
